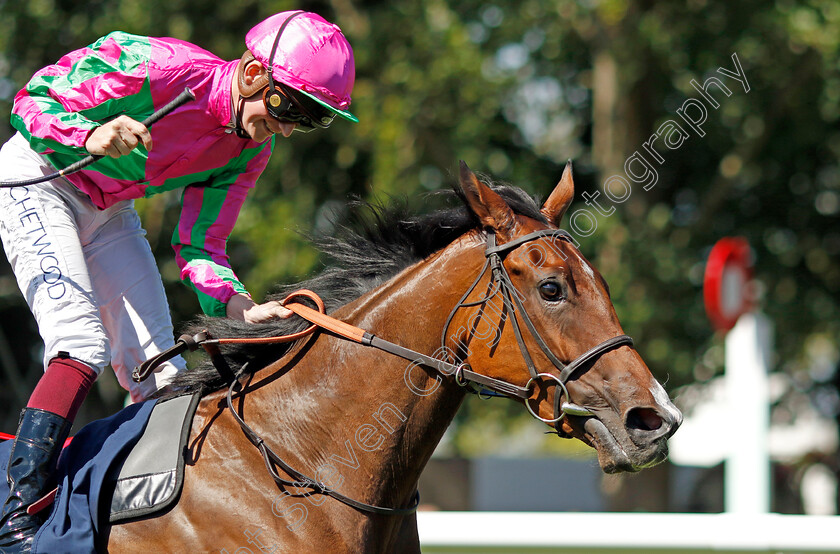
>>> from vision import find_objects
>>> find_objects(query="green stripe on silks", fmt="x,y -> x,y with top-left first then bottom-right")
40,79 -> 155,182
15,32 -> 153,174
168,142 -> 272,317
181,256 -> 249,317
43,32 -> 152,97
150,137 -> 273,197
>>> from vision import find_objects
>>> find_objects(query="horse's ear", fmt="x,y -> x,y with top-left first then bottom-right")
541,161 -> 575,227
459,161 -> 517,240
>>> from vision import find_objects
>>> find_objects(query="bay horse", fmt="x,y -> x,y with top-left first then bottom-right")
103,162 -> 681,552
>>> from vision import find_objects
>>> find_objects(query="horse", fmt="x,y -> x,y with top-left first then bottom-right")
102,161 -> 682,553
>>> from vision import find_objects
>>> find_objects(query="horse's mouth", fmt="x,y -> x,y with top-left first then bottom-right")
577,416 -> 669,474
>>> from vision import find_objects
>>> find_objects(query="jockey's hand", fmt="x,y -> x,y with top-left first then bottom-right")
226,293 -> 293,323
85,116 -> 153,158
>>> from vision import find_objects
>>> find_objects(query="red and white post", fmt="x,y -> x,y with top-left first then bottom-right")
704,237 -> 772,514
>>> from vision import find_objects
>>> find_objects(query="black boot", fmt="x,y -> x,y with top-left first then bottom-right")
0,409 -> 71,553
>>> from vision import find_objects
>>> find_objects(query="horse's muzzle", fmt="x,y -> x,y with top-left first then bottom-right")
581,405 -> 682,473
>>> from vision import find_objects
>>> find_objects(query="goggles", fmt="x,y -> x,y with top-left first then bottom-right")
262,82 -> 336,132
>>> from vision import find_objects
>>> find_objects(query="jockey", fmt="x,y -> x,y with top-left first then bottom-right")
0,10 -> 355,551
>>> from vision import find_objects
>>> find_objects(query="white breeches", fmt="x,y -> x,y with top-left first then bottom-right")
0,133 -> 186,402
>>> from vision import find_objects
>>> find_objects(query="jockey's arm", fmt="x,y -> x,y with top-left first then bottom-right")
225,293 -> 293,323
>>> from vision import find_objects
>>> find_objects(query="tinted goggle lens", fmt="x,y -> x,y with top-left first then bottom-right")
262,84 -> 336,132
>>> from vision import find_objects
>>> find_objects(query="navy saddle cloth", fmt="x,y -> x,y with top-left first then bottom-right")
0,393 -> 200,554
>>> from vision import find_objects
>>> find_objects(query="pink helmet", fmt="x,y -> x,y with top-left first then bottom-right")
246,11 -> 357,122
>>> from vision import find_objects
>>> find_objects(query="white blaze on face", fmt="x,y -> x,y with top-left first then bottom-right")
571,250 -> 597,282
649,380 -> 683,425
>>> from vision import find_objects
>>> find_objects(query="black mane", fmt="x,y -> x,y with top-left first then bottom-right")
164,181 -> 547,397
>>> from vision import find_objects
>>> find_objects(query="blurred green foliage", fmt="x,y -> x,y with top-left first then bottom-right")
0,0 -> 837,457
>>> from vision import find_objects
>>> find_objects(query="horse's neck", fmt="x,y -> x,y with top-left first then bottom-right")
258,237 -> 482,514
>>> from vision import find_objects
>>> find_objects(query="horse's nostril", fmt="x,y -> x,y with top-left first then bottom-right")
626,407 -> 663,432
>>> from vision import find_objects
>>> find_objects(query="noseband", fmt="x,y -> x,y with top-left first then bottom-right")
442,228 -> 633,432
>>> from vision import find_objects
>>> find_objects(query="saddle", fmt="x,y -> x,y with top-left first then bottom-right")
0,393 -> 201,554
108,392 -> 200,522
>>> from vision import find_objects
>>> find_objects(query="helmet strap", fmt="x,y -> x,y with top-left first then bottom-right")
234,95 -> 249,139
264,11 -> 305,105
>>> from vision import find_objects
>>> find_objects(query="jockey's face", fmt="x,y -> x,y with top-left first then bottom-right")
243,100 -> 297,142
234,60 -> 298,142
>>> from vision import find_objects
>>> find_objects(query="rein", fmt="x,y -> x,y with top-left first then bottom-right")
134,228 -> 633,516
225,366 -> 421,515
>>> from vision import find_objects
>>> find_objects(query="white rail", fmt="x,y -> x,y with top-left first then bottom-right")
417,512 -> 840,553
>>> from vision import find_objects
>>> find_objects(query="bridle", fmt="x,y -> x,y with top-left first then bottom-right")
133,227 -> 634,516
442,228 -> 634,433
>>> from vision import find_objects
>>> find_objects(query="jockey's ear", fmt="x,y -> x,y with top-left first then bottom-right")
458,161 -> 518,242
540,161 -> 575,227
237,51 -> 270,98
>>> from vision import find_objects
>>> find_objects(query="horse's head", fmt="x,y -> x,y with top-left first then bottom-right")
450,161 -> 682,473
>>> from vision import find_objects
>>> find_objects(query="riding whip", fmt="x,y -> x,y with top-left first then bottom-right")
0,87 -> 196,188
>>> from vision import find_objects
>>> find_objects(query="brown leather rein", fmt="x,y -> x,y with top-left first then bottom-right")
133,287 -> 535,401
132,229 -> 634,516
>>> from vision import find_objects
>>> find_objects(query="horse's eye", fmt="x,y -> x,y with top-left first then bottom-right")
538,280 -> 564,302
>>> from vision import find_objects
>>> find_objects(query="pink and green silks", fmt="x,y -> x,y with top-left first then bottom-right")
11,31 -> 274,316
